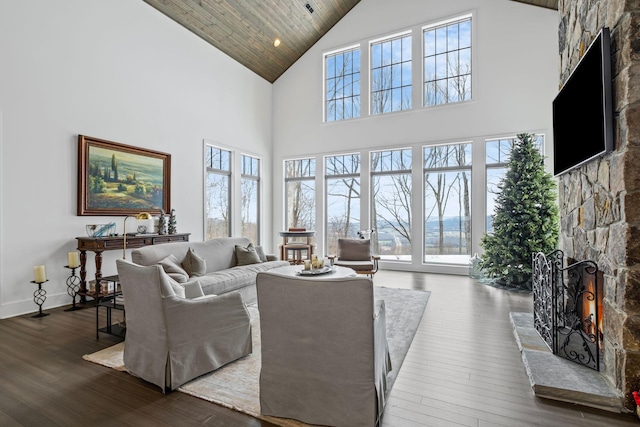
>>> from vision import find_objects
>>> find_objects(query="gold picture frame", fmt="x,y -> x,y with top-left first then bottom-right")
77,135 -> 171,216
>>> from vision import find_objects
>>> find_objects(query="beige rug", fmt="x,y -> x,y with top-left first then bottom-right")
83,287 -> 430,426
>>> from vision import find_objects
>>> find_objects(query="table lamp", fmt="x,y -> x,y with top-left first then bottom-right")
123,212 -> 152,259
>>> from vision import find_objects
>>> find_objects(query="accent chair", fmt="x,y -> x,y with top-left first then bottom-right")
256,271 -> 391,426
329,238 -> 380,277
115,259 -> 252,392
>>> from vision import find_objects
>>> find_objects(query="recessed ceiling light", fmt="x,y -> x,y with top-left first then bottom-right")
273,38 -> 281,47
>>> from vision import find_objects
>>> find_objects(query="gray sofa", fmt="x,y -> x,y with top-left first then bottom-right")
131,237 -> 289,304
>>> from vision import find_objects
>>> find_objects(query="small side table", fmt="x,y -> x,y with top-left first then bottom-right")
279,230 -> 316,265
95,275 -> 125,339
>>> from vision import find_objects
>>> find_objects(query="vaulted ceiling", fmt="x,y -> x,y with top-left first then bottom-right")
143,0 -> 558,83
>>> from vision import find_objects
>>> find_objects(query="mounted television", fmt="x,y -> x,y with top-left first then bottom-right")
553,27 -> 614,176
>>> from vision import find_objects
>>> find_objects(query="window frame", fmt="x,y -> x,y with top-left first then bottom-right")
323,44 -> 361,123
324,153 -> 361,255
204,144 -> 232,240
422,14 -> 473,107
240,153 -> 261,244
284,158 -> 317,231
423,142 -> 473,264
370,148 -> 413,262
370,31 -> 413,115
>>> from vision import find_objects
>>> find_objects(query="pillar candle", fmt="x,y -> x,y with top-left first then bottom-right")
34,265 -> 46,283
68,251 -> 80,268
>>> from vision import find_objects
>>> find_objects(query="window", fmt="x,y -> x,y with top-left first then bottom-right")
241,154 -> 260,244
424,143 -> 472,264
325,154 -> 361,255
205,145 -> 231,240
285,158 -> 316,230
423,16 -> 471,106
371,149 -> 412,260
325,46 -> 361,122
371,33 -> 412,115
485,135 -> 544,233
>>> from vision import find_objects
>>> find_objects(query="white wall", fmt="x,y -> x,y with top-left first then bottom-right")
0,0 -> 274,318
271,0 -> 558,272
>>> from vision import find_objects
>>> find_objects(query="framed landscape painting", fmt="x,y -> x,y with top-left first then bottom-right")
77,135 -> 171,216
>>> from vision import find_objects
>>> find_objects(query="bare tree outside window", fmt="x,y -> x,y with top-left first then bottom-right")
424,16 -> 471,107
423,143 -> 472,263
325,47 -> 361,122
285,158 -> 316,230
241,154 -> 260,244
371,149 -> 412,260
371,34 -> 412,115
325,154 -> 360,255
205,146 -> 231,240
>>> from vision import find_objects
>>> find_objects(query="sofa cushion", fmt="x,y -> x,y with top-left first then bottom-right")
158,254 -> 189,283
235,243 -> 262,266
182,247 -> 206,277
196,260 -> 289,295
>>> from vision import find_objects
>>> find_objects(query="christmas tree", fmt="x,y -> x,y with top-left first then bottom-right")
480,133 -> 558,289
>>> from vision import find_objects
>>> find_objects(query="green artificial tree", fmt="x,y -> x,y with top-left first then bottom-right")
480,133 -> 559,289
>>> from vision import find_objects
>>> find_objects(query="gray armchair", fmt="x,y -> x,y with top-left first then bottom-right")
256,271 -> 391,426
115,259 -> 252,392
329,238 -> 380,277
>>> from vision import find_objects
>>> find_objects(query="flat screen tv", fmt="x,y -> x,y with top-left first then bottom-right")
552,27 -> 614,176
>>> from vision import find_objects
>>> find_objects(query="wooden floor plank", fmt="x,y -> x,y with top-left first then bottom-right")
0,269 -> 637,426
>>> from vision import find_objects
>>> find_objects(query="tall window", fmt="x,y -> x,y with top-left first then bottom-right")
285,158 -> 316,230
423,15 -> 472,106
371,33 -> 412,115
325,46 -> 361,122
325,154 -> 361,255
486,135 -> 544,233
241,154 -> 260,244
205,145 -> 231,240
424,143 -> 472,264
371,149 -> 412,260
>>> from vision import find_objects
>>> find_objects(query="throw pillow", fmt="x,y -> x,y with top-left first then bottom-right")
158,254 -> 189,283
255,245 -> 268,263
235,243 -> 263,266
338,239 -> 371,261
182,247 -> 206,277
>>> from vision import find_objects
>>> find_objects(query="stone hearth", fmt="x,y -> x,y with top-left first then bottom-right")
511,312 -> 622,411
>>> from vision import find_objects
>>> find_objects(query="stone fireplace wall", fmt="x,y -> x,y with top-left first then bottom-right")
557,0 -> 640,409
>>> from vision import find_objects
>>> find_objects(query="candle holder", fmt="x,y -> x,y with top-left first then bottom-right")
64,265 -> 83,311
30,280 -> 49,318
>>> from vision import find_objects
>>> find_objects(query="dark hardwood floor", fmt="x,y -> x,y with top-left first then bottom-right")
0,270 -> 637,426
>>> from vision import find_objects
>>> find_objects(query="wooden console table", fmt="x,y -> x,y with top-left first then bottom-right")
76,233 -> 190,301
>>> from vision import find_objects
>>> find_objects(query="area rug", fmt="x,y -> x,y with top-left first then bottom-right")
83,286 -> 430,426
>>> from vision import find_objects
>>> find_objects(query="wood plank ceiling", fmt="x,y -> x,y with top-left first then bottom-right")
142,0 -> 558,83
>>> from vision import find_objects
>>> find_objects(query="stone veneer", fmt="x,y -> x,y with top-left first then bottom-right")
557,0 -> 640,410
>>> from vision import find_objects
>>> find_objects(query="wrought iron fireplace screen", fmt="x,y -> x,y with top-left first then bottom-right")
532,250 -> 602,371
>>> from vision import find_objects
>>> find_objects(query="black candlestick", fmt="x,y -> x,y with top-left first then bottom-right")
64,266 -> 83,311
30,280 -> 49,318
